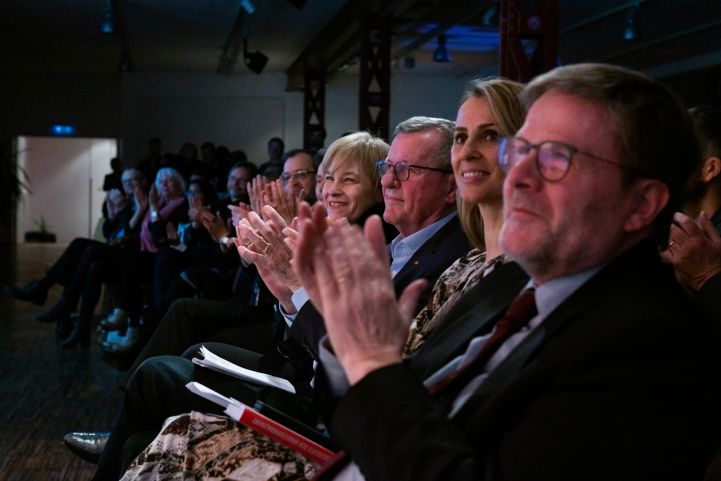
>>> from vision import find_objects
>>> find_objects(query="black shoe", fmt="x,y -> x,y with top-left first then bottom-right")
35,300 -> 70,323
63,431 -> 110,464
3,281 -> 48,305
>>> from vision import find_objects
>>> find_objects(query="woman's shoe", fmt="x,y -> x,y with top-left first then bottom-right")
35,299 -> 70,323
3,280 -> 48,305
102,326 -> 144,354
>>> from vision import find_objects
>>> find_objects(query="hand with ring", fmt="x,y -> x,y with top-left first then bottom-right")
292,203 -> 428,385
235,207 -> 300,292
661,211 -> 721,291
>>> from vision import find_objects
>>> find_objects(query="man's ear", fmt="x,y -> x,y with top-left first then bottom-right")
445,175 -> 457,205
624,179 -> 669,233
702,156 -> 721,183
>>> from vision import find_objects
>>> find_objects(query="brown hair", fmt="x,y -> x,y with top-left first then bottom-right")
457,78 -> 525,250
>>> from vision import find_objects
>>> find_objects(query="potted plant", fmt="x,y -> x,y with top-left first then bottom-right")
24,216 -> 57,243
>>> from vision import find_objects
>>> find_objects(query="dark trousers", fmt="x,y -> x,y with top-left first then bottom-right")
124,298 -> 277,378
44,239 -> 129,313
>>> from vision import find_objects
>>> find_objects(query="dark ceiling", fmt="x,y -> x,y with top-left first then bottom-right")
2,0 -> 720,85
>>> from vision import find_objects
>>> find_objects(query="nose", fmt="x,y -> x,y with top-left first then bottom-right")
380,167 -> 397,188
456,138 -> 481,163
505,147 -> 541,191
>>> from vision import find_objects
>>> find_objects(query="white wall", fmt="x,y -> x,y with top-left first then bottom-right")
122,72 -> 303,167
121,70 -> 473,169
16,136 -> 117,244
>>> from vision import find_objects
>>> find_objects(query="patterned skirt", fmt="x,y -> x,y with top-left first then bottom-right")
120,411 -> 317,481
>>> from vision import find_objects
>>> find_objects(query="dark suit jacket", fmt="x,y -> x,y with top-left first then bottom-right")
285,214 -> 471,361
328,242 -> 721,481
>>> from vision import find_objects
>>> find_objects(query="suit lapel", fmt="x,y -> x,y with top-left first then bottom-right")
452,242 -> 661,422
408,261 -> 529,379
391,216 -> 464,294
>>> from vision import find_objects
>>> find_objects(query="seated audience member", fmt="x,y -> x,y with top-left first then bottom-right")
4,168 -> 148,344
115,79 -> 525,481
292,63 -> 720,481
69,126 -> 471,481
662,105 -> 721,321
102,157 -> 124,192
249,149 -> 319,229
259,137 -> 285,180
99,167 -> 189,352
112,144 -> 355,381
307,124 -> 327,155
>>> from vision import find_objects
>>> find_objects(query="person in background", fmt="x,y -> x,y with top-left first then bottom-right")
258,137 -> 285,180
662,104 -> 721,320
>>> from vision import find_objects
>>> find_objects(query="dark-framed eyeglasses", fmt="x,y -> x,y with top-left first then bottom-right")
376,160 -> 452,182
280,169 -> 314,182
498,136 -> 638,182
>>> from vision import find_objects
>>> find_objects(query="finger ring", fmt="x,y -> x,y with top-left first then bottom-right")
668,241 -> 676,247
262,244 -> 271,255
336,276 -> 349,284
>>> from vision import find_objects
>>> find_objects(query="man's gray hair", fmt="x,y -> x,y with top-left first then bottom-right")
393,116 -> 455,168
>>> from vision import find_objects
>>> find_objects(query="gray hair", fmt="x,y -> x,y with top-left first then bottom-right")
393,116 -> 455,168
154,167 -> 187,192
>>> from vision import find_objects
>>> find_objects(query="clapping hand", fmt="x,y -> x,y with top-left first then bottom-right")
248,176 -> 268,216
263,180 -> 303,226
292,203 -> 427,384
662,211 -> 721,291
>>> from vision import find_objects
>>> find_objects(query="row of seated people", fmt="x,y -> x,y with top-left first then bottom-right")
3,145 -> 319,358
11,63 -> 721,480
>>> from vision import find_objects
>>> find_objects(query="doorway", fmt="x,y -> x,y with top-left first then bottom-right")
15,136 -> 118,245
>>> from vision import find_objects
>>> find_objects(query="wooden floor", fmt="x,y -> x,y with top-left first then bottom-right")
0,243 -> 122,481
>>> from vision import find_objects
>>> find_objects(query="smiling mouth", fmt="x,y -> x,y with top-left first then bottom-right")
327,201 -> 348,208
461,170 -> 490,178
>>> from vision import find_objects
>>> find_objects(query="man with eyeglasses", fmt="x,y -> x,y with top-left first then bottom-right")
294,64 -> 721,481
285,117 -> 468,360
280,149 -> 317,204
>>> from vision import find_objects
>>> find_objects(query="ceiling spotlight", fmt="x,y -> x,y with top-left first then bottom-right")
433,34 -> 450,63
623,4 -> 640,41
243,39 -> 268,74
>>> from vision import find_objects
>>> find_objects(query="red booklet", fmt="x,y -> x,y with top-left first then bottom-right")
186,381 -> 335,465
225,402 -> 335,465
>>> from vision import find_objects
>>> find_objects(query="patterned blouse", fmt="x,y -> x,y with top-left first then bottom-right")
404,249 -> 505,355
121,411 -> 316,481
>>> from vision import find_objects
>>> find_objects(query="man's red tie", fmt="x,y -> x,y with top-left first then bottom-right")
428,288 -> 537,397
